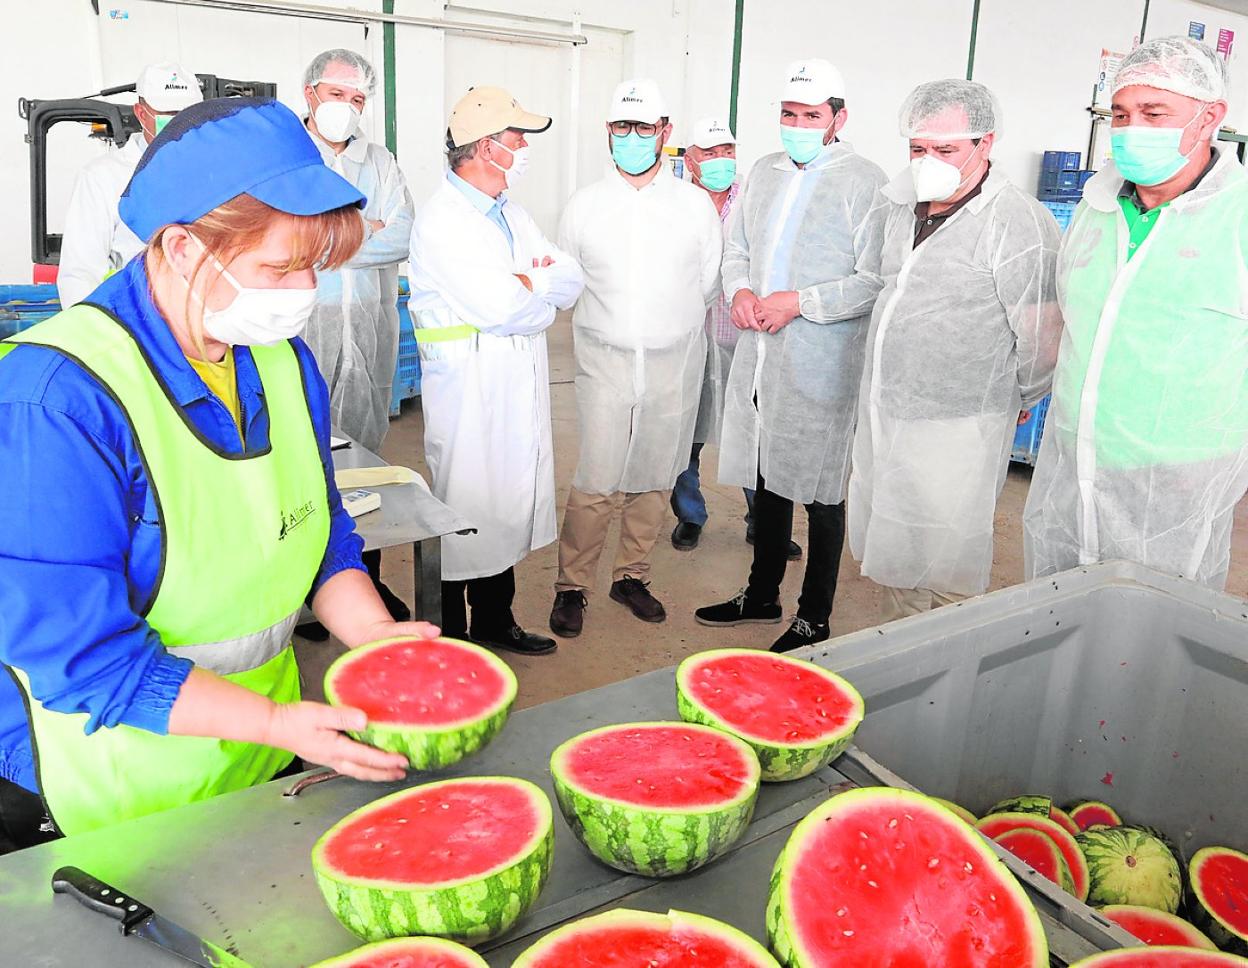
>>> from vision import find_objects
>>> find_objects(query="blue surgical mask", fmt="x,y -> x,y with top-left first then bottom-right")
694,156 -> 736,191
612,131 -> 660,175
1111,105 -> 1207,186
780,122 -> 832,165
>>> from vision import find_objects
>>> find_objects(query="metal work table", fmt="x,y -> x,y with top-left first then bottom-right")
330,435 -> 471,623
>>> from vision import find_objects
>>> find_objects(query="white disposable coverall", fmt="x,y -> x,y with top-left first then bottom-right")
304,132 -> 414,452
58,134 -> 147,308
693,180 -> 742,446
558,165 -> 722,495
1024,151 -> 1248,589
718,144 -> 889,506
849,166 -> 1062,596
409,178 -> 583,581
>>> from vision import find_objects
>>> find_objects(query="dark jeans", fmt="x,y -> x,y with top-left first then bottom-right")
442,567 -> 516,638
670,442 -> 756,527
745,473 -> 845,625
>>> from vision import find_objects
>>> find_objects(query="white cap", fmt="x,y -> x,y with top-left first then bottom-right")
779,58 -> 845,105
136,63 -> 203,112
689,117 -> 736,149
608,78 -> 667,124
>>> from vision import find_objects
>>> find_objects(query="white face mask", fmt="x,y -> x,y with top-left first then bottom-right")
909,144 -> 985,203
488,138 -> 530,189
313,95 -> 362,143
184,237 -> 318,347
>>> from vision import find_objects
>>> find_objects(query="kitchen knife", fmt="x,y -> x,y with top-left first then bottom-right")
51,866 -> 251,967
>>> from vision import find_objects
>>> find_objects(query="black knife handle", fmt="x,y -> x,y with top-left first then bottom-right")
52,866 -> 154,934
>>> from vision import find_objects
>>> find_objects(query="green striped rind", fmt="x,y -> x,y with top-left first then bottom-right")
309,936 -> 490,967
767,788 -> 1048,968
549,722 -> 760,877
1068,800 -> 1124,830
674,649 -> 865,782
1189,847 -> 1248,956
311,778 -> 553,944
1067,948 -> 1248,966
324,637 -> 518,771
512,908 -> 780,967
1076,826 -> 1182,914
989,795 -> 1054,818
977,811 -> 1090,902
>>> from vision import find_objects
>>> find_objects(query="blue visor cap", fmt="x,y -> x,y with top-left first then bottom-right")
119,96 -> 365,243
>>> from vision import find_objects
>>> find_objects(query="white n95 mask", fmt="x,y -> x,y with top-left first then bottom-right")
909,154 -> 967,203
185,238 -> 317,346
489,139 -> 530,189
314,98 -> 362,143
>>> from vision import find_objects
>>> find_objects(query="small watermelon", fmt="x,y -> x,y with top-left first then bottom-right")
675,648 -> 864,781
1188,846 -> 1248,955
324,637 -> 516,770
1100,905 -> 1216,950
312,777 -> 553,944
549,722 -> 759,877
989,794 -> 1081,836
933,797 -> 978,825
1067,949 -> 1248,966
977,811 -> 1091,902
766,787 -> 1048,967
1071,800 -> 1125,830
994,827 -> 1075,893
512,908 -> 780,967
1077,826 -> 1182,914
310,937 -> 489,967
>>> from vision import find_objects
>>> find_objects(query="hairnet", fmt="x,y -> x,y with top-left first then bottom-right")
899,79 -> 1001,139
304,48 -> 377,98
1112,36 -> 1228,102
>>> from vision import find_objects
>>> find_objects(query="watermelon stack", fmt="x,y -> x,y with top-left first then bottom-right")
550,722 -> 760,877
324,637 -> 517,771
312,777 -> 553,944
993,827 -> 1076,894
310,937 -> 489,967
977,811 -> 1091,902
988,794 -> 1081,837
675,648 -> 864,781
1188,847 -> 1248,955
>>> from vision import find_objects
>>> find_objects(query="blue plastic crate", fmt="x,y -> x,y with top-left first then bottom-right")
1042,150 -> 1082,172
1078,169 -> 1096,187
390,278 -> 421,417
0,284 -> 61,339
1041,200 -> 1077,231
1011,395 -> 1050,465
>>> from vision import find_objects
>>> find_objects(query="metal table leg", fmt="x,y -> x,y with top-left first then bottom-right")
413,536 -> 442,625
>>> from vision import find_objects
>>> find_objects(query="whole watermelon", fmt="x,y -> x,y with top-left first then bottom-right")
1077,825 -> 1182,914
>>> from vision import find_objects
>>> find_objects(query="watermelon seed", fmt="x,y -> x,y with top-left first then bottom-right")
859,864 -> 867,872
895,842 -> 906,850
888,818 -> 899,829
843,930 -> 855,937
989,893 -> 997,902
964,862 -> 974,873
867,880 -> 879,888
859,831 -> 869,840
836,908 -> 848,917
928,858 -> 940,869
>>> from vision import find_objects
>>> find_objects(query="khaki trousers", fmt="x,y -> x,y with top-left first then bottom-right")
555,488 -> 669,593
879,585 -> 967,624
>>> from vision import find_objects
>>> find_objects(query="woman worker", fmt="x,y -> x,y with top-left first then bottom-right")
0,97 -> 437,849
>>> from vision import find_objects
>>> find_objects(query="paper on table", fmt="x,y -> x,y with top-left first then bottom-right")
335,466 -> 419,489
330,435 -> 351,451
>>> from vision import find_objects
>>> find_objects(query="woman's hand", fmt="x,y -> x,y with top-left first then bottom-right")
264,701 -> 408,782
312,569 -> 440,648
350,619 -> 442,648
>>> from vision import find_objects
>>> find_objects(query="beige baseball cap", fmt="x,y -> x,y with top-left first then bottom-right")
447,86 -> 551,148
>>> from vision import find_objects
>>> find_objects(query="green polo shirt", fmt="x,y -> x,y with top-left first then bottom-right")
1117,148 -> 1220,260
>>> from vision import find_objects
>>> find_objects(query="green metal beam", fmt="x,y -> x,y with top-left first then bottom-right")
728,0 -> 744,132
383,0 -> 397,155
1140,0 -> 1151,43
966,0 -> 982,80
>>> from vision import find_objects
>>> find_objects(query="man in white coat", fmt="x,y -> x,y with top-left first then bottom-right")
409,86 -> 583,656
58,63 -> 202,307
549,79 -> 722,638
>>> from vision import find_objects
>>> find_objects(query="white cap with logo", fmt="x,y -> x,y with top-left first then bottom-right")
136,63 -> 203,112
689,117 -> 736,149
608,78 -> 667,124
779,58 -> 846,105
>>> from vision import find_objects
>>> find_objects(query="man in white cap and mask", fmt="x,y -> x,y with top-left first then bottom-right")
1025,36 -> 1248,590
849,79 -> 1062,622
58,63 -> 202,307
549,79 -> 722,638
409,86 -> 582,656
695,58 -> 888,653
299,48 -> 414,626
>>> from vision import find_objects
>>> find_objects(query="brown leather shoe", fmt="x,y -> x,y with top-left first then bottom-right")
610,576 -> 666,623
550,590 -> 587,638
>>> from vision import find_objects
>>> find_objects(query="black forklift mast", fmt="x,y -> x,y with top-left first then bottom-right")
18,74 -> 277,267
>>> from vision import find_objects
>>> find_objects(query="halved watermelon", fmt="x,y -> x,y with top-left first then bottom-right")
310,937 -> 489,967
511,908 -> 780,967
1078,826 -> 1182,914
1071,800 -> 1124,830
1188,846 -> 1248,955
1067,949 -> 1248,966
989,794 -> 1082,837
977,811 -> 1091,902
324,637 -> 516,770
675,648 -> 864,781
312,777 -> 553,944
932,797 -> 978,825
549,722 -> 759,877
1101,905 -> 1216,950
994,827 -> 1074,893
766,787 -> 1048,967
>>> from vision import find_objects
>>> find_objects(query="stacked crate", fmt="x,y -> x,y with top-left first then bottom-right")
1037,150 -> 1091,231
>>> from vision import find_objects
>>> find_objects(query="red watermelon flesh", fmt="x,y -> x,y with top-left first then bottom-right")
311,937 -> 489,967
1070,801 -> 1124,831
1191,848 -> 1248,942
1101,906 -> 1216,949
1068,949 -> 1248,966
977,812 -> 1090,901
994,828 -> 1072,891
1051,806 -> 1081,837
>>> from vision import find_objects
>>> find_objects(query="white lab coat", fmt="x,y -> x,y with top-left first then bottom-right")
409,178 -> 583,581
558,165 -> 723,495
58,134 -> 148,308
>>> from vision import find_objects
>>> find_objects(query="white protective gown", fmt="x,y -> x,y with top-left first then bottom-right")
58,134 -> 148,308
304,132 -> 414,452
1024,151 -> 1248,589
409,178 -> 583,581
718,143 -> 889,506
849,166 -> 1062,596
693,180 -> 742,446
558,165 -> 723,495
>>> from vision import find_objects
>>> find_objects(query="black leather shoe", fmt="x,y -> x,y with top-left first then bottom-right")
610,577 -> 666,623
471,625 -> 557,656
295,621 -> 329,641
695,589 -> 783,627
770,617 -> 830,653
671,521 -> 702,550
373,580 -> 411,622
550,591 -> 587,638
745,526 -> 803,560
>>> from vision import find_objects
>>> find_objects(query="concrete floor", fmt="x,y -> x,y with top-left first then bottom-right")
298,315 -> 1248,712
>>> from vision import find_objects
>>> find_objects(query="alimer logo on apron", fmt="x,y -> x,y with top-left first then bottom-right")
279,501 -> 317,540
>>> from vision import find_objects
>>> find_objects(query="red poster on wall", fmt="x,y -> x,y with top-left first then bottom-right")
1217,28 -> 1235,60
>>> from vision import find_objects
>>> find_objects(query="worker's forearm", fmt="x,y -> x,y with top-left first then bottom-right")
167,667 -> 275,744
311,567 -> 394,648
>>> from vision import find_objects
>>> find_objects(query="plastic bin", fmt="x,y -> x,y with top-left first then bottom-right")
1012,393 -> 1050,463
1041,200 -> 1077,231
0,284 -> 61,338
389,277 -> 422,416
1042,149 -> 1082,171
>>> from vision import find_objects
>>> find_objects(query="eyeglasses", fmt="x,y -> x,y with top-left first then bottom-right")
609,120 -> 663,137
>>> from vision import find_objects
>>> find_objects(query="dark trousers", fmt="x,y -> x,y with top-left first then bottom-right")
745,473 -> 845,625
441,567 -> 516,638
0,778 -> 56,856
671,442 -> 756,528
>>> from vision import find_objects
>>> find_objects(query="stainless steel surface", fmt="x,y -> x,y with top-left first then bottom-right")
134,914 -> 253,967
281,770 -> 341,798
